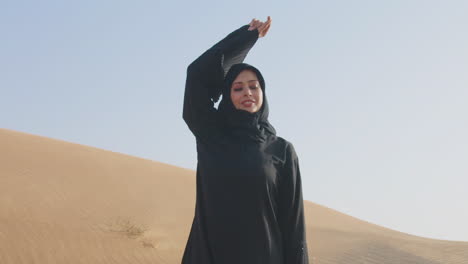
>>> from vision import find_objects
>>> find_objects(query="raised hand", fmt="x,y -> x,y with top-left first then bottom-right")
248,16 -> 272,38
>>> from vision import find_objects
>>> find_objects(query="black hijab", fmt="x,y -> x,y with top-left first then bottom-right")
217,63 -> 276,143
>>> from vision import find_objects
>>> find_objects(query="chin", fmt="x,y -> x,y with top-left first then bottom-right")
246,108 -> 259,113
236,105 -> 259,113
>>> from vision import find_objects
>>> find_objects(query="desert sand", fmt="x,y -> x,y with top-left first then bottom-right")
1,128 -> 467,264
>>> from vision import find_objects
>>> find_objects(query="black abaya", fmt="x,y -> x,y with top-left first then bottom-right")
182,24 -> 309,264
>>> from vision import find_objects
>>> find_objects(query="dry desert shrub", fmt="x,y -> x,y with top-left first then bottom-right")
100,217 -> 161,249
102,216 -> 148,239
141,238 -> 157,248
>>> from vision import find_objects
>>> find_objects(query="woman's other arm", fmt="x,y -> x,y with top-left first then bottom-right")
182,17 -> 272,141
278,142 -> 309,264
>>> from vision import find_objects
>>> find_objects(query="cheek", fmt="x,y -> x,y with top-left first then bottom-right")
230,92 -> 240,105
255,90 -> 263,102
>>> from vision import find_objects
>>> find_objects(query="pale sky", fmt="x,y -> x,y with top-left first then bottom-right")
1,0 -> 467,241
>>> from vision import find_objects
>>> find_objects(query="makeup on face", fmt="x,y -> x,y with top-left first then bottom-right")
230,70 -> 263,113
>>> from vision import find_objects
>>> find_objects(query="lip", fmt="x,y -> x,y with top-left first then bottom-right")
241,100 -> 255,107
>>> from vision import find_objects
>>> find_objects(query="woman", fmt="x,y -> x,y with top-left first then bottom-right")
182,17 -> 309,264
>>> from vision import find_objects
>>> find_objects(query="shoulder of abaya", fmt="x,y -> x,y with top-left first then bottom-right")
262,136 -> 291,165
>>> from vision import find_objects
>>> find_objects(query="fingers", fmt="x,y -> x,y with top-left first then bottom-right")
248,18 -> 262,28
253,19 -> 261,29
248,18 -> 254,30
257,21 -> 268,32
257,17 -> 271,30
260,23 -> 271,37
248,16 -> 272,34
257,16 -> 272,37
263,16 -> 272,28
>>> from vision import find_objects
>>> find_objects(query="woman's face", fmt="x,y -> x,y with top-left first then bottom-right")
230,70 -> 263,113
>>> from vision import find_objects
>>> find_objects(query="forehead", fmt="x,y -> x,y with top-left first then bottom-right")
232,70 -> 259,83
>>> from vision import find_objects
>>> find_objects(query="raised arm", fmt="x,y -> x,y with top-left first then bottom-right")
278,142 -> 309,264
182,17 -> 272,141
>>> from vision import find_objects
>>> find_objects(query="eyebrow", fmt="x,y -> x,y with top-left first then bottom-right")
233,80 -> 259,85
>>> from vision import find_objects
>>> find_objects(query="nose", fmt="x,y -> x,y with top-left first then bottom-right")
244,87 -> 252,96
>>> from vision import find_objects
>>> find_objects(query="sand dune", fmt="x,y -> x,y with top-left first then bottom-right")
1,128 -> 467,264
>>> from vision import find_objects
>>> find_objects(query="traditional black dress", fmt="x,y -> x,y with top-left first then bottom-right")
182,24 -> 309,264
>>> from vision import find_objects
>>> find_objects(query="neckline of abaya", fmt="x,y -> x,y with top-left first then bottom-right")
222,108 -> 267,143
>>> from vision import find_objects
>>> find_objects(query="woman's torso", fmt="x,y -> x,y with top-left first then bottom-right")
192,135 -> 289,263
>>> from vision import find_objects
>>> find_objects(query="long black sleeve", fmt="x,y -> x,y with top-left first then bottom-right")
182,25 -> 259,141
278,142 -> 309,264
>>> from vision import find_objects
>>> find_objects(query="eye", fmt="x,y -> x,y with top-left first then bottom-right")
233,87 -> 243,92
249,86 -> 258,90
